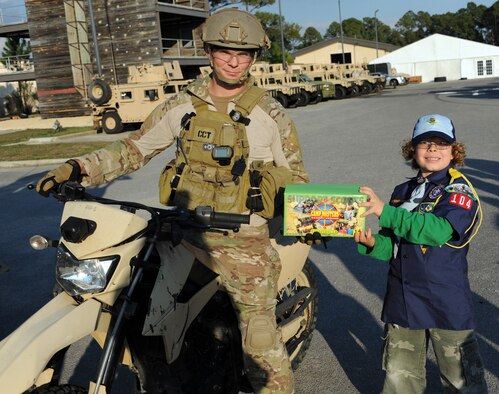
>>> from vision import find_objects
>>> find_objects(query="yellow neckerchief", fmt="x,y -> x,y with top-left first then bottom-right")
431,168 -> 482,249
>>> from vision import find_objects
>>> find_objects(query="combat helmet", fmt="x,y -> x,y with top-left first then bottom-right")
202,8 -> 270,51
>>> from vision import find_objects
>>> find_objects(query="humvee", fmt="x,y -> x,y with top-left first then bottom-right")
249,62 -> 323,108
289,64 -> 336,100
88,61 -> 192,134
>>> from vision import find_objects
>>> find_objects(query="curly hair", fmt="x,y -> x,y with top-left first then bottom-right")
401,140 -> 466,170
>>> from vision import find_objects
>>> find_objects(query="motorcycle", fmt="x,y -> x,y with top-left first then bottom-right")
0,182 -> 318,394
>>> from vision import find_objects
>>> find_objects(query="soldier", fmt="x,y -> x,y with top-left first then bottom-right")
36,8 -> 309,394
354,114 -> 487,393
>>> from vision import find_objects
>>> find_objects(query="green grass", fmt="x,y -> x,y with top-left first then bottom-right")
0,127 -> 93,145
0,142 -> 109,161
0,126 -> 107,161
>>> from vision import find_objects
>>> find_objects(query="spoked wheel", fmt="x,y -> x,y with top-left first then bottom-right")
27,384 -> 87,394
277,260 -> 318,370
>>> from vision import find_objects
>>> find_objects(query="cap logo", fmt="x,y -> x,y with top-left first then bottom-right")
426,116 -> 439,126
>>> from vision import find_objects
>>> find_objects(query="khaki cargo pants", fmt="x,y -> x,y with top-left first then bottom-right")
381,324 -> 487,394
184,223 -> 294,394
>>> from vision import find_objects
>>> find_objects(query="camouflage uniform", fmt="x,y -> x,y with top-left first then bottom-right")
77,75 -> 309,394
382,324 -> 486,394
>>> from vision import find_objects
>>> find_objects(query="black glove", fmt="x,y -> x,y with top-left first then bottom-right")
298,232 -> 329,246
36,159 -> 82,197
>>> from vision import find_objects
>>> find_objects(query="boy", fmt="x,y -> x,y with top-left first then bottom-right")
354,114 -> 487,393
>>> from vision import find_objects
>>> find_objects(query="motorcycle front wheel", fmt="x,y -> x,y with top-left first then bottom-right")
28,385 -> 87,394
277,259 -> 318,370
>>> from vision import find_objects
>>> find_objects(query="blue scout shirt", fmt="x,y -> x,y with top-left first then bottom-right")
360,166 -> 479,330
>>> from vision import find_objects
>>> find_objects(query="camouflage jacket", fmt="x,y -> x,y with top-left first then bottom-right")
79,75 -> 309,187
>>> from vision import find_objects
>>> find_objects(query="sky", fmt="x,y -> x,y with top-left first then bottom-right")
255,0 -> 498,34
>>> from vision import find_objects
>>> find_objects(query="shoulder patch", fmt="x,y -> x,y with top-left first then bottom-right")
449,193 -> 473,210
444,183 -> 476,200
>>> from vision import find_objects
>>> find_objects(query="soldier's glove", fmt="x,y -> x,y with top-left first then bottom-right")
36,159 -> 82,197
298,232 -> 332,247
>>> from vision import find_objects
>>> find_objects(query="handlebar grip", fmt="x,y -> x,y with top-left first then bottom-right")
211,211 -> 250,226
194,206 -> 250,228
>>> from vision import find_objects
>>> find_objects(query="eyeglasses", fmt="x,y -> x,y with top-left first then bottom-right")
416,141 -> 452,150
212,50 -> 254,64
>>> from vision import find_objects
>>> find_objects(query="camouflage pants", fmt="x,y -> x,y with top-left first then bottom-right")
381,324 -> 487,394
184,223 -> 294,394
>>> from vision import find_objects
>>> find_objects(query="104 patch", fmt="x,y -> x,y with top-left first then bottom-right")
449,193 -> 473,210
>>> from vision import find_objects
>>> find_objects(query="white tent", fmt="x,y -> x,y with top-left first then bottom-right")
369,34 -> 499,82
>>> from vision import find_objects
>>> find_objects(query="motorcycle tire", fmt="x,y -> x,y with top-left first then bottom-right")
279,259 -> 318,370
27,384 -> 87,394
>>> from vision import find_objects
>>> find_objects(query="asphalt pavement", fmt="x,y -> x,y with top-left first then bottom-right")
0,78 -> 498,393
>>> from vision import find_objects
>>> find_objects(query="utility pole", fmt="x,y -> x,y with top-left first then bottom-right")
278,0 -> 287,70
87,0 -> 102,75
374,9 -> 379,59
338,0 -> 345,64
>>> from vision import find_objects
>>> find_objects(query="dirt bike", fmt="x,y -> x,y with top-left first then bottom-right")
0,182 -> 318,394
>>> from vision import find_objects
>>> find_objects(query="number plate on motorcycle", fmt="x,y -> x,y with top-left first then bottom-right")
283,184 -> 367,237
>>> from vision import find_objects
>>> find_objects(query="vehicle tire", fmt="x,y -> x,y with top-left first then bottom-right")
360,81 -> 372,95
277,260 -> 318,370
348,84 -> 360,97
334,85 -> 346,99
276,92 -> 289,108
311,92 -> 322,104
28,384 -> 87,394
88,79 -> 112,105
389,79 -> 398,88
102,111 -> 123,134
297,91 -> 311,106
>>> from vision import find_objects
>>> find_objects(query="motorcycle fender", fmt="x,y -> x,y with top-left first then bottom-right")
0,292 -> 101,394
142,241 -> 219,363
272,239 -> 310,289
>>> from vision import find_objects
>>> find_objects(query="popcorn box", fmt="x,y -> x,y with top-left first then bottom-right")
283,184 -> 368,237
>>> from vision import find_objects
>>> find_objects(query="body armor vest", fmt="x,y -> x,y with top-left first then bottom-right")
159,86 -> 266,213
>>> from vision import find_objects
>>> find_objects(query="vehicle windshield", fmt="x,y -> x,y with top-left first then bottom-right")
300,74 -> 313,82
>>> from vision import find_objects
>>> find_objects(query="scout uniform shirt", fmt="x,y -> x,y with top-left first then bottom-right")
359,166 -> 479,330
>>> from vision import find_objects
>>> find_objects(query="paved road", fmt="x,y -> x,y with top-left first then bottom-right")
0,78 -> 498,393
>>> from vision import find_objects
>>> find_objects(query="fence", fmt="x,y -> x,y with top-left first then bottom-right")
0,54 -> 33,72
157,1 -> 208,10
162,38 -> 205,57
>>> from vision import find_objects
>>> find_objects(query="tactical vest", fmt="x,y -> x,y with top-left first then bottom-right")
159,86 -> 266,213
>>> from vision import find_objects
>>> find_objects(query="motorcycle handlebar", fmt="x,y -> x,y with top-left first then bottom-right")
28,182 -> 250,232
193,206 -> 250,229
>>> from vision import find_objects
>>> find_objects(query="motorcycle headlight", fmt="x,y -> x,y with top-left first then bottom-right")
56,244 -> 120,296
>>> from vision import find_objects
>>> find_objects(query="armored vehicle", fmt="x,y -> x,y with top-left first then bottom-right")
289,64 -> 336,100
249,62 -> 322,108
88,61 -> 192,134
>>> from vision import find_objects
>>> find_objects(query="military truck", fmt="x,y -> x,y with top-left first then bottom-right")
289,64 -> 336,100
340,63 -> 384,94
249,62 -> 323,107
88,61 -> 192,134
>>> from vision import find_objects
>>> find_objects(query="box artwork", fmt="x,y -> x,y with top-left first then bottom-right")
284,184 -> 368,237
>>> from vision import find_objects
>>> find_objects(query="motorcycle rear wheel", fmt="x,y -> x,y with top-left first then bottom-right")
279,259 -> 318,370
28,384 -> 87,394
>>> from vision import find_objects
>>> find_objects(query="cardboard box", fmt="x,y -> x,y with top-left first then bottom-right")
284,184 -> 368,237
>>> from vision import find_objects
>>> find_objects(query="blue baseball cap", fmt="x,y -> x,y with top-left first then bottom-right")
412,114 -> 456,144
